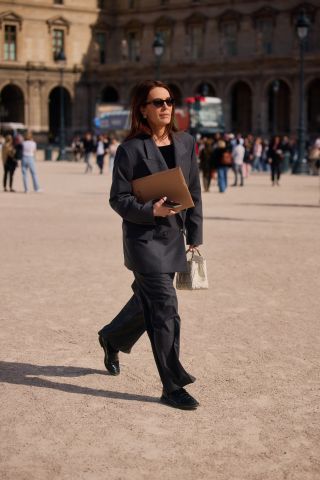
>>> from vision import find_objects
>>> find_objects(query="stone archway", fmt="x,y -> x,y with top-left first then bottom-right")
195,82 -> 216,97
231,81 -> 252,133
48,86 -> 72,143
0,84 -> 25,124
100,86 -> 119,103
168,83 -> 183,106
307,79 -> 320,136
267,80 -> 290,135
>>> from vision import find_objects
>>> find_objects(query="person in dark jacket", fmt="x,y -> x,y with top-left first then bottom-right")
268,136 -> 284,186
98,80 -> 203,410
2,135 -> 17,192
82,132 -> 95,173
199,137 -> 214,192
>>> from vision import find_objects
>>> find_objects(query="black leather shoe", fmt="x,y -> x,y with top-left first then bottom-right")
98,335 -> 120,376
161,388 -> 199,410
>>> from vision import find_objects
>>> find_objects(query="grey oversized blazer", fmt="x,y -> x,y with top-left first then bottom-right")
109,131 -> 203,274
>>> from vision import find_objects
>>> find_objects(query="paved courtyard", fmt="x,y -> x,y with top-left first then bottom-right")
1,160 -> 319,480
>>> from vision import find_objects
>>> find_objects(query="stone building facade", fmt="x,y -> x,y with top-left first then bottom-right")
0,0 -> 320,140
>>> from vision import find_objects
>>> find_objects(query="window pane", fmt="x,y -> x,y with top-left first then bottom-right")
191,24 -> 203,59
128,32 -> 140,61
223,23 -> 237,56
53,29 -> 64,59
95,32 -> 106,63
156,28 -> 171,60
4,25 -> 17,61
257,19 -> 273,55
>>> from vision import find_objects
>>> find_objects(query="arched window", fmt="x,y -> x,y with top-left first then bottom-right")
0,84 -> 24,123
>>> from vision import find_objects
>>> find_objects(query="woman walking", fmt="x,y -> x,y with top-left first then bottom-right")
268,136 -> 284,186
98,80 -> 203,410
2,135 -> 17,192
22,132 -> 42,193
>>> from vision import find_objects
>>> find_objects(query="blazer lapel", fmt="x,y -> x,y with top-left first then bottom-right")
143,137 -> 168,174
172,133 -> 189,181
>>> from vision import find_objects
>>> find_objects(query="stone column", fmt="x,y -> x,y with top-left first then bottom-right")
26,78 -> 42,132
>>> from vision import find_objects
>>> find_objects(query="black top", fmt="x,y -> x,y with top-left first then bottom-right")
158,144 -> 175,170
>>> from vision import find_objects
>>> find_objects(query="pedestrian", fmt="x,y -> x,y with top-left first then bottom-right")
268,136 -> 283,186
199,137 -> 214,192
21,132 -> 42,193
211,139 -> 231,193
108,137 -> 120,173
252,137 -> 263,172
82,132 -> 94,173
2,135 -> 17,192
71,135 -> 83,162
232,139 -> 245,186
98,79 -> 203,410
96,134 -> 107,174
242,137 -> 253,178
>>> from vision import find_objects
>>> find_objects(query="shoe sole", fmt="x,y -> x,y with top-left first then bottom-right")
98,336 -> 120,376
160,396 -> 198,410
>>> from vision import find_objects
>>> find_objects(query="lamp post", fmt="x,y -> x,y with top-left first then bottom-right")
294,9 -> 310,174
272,79 -> 280,136
54,49 -> 67,161
152,33 -> 164,80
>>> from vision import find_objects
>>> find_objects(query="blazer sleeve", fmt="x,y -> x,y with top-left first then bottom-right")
185,138 -> 203,246
109,145 -> 155,225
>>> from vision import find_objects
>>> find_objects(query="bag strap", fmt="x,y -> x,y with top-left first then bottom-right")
186,247 -> 202,257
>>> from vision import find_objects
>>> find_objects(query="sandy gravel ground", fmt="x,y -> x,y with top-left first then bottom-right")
0,159 -> 320,480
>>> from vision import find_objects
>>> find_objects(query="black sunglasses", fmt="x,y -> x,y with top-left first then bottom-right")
145,97 -> 175,108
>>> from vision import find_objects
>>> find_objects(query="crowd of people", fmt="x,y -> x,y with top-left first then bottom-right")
198,133 -> 320,193
1,131 -> 42,193
71,133 -> 120,175
2,128 -> 319,195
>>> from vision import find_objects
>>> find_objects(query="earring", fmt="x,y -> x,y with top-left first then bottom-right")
143,115 -> 147,119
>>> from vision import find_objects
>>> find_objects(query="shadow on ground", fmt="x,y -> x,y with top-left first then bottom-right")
204,216 -> 276,223
0,361 -> 158,404
239,203 -> 320,208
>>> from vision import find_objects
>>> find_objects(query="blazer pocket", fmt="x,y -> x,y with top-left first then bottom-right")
123,223 -> 154,241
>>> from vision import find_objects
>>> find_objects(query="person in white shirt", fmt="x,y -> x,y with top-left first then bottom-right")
232,139 -> 245,186
22,131 -> 41,193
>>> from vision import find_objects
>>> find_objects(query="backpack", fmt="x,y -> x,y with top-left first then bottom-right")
221,151 -> 232,166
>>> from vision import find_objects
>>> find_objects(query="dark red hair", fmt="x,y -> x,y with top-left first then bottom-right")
126,80 -> 178,140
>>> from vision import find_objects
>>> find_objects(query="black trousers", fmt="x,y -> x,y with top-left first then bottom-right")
99,272 -> 195,393
271,163 -> 281,182
3,164 -> 16,189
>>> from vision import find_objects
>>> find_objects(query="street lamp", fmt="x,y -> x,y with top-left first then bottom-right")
272,79 -> 280,136
294,9 -> 311,174
152,32 -> 164,80
54,49 -> 67,161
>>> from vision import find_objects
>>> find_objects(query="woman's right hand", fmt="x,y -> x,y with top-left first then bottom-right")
153,197 -> 177,217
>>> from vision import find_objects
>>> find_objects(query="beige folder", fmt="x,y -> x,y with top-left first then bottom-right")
132,167 -> 194,213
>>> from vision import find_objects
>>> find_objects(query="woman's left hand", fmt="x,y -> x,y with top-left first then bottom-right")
187,245 -> 199,253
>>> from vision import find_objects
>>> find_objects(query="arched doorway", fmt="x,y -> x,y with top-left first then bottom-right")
231,81 -> 252,133
48,87 -> 72,143
168,83 -> 183,106
267,80 -> 290,135
0,84 -> 25,123
307,79 -> 320,136
100,86 -> 119,103
195,82 -> 216,97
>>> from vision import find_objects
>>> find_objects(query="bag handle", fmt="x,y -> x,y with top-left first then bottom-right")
186,247 -> 202,257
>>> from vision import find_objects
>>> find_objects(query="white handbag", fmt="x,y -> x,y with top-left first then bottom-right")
176,249 -> 209,290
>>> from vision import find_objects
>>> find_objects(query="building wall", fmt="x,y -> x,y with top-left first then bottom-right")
0,0 -> 319,140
